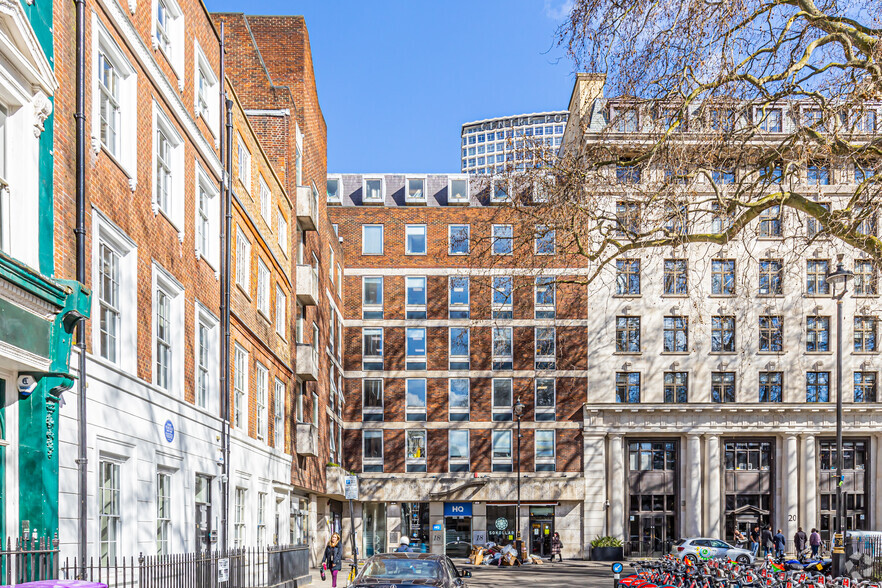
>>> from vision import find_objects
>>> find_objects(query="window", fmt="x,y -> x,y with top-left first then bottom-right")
274,378 -> 285,449
153,106 -> 183,227
449,327 -> 470,370
855,207 -> 878,236
275,286 -> 287,337
405,276 -> 427,319
449,276 -> 470,318
492,430 -> 513,472
807,162 -> 831,185
712,166 -> 736,184
406,328 -> 426,370
711,316 -> 735,352
194,168 -> 219,267
194,305 -> 218,411
807,202 -> 829,238
449,378 -> 470,421
759,259 -> 784,295
449,224 -> 470,254
855,160 -> 877,183
806,372 -> 830,402
405,224 -> 427,255
296,382 -> 305,423
235,227 -> 251,291
664,204 -> 689,235
711,202 -> 733,233
362,379 -> 383,422
405,379 -> 426,421
492,327 -> 513,370
491,179 -> 509,203
194,42 -> 218,130
256,259 -> 270,317
449,178 -> 468,202
492,276 -> 513,319
535,430 -> 556,472
663,259 -> 688,295
725,442 -> 772,471
362,327 -> 383,369
534,225 -> 555,255
615,201 -> 641,237
492,378 -> 512,421
99,461 -> 121,564
492,224 -> 513,255
156,471 -> 171,555
535,378 -> 555,421
327,178 -> 340,202
259,176 -> 271,223
363,178 -> 384,202
615,316 -> 641,353
94,19 -> 137,174
255,362 -> 268,441
854,316 -> 877,352
155,288 -> 172,389
406,177 -> 425,202
806,316 -> 830,352
535,327 -> 556,369
616,372 -> 640,403
616,162 -> 641,183
758,205 -> 782,237
663,316 -> 688,353
807,260 -> 830,295
854,372 -> 877,402
804,109 -> 826,131
711,372 -> 736,403
612,107 -> 638,132
98,241 -> 121,363
362,225 -> 384,255
711,260 -> 735,296
363,430 -> 383,472
234,488 -> 245,547
759,371 -> 783,402
312,391 -> 319,426
256,492 -> 267,545
758,107 -> 783,132
406,430 -> 427,473
535,277 -> 556,318
855,260 -> 878,296
97,51 -> 121,157
233,345 -> 248,429
759,315 -> 783,352
237,134 -> 251,191
616,259 -> 640,295
362,276 -> 383,319
449,430 -> 470,472
664,372 -> 688,403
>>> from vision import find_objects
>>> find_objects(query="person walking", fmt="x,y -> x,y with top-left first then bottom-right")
750,525 -> 761,556
794,527 -> 807,555
395,536 -> 413,553
809,528 -> 822,558
550,532 -> 563,562
322,533 -> 343,588
761,526 -> 774,557
773,529 -> 786,559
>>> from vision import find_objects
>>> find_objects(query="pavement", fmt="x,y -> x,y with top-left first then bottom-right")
458,559 -> 617,588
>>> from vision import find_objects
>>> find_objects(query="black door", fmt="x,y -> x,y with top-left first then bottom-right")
530,518 -> 553,557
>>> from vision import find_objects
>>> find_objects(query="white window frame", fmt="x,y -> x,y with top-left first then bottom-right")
405,224 -> 427,255
259,175 -> 272,224
449,327 -> 470,369
233,487 -> 246,547
326,176 -> 341,203
362,378 -> 384,419
535,326 -> 556,369
233,344 -> 248,430
98,459 -> 122,564
491,224 -> 513,255
151,0 -> 184,76
406,328 -> 427,369
195,162 -> 220,268
155,470 -> 172,555
449,275 -> 470,317
275,285 -> 287,338
448,224 -> 470,255
535,277 -> 556,318
448,377 -> 470,420
152,102 -> 185,237
363,177 -> 384,202
491,178 -> 510,203
406,276 -> 427,316
405,378 -> 427,420
362,276 -> 383,318
194,302 -> 219,413
274,378 -> 285,450
362,224 -> 384,255
534,225 -> 556,255
492,276 -> 513,317
406,177 -> 426,203
152,263 -> 184,393
535,378 -> 556,421
534,430 -> 556,470
492,327 -> 513,367
235,226 -> 251,293
256,258 -> 270,318
362,327 -> 383,366
363,429 -> 384,471
448,429 -> 470,472
193,39 -> 219,136
448,177 -> 469,203
255,361 -> 268,441
491,430 -> 513,470
406,429 -> 427,471
492,378 -> 513,420
237,132 -> 251,193
257,491 -> 267,545
277,209 -> 288,256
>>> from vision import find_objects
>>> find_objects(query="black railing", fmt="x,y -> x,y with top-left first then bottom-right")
848,535 -> 882,581
1,535 -> 60,585
58,544 -> 311,588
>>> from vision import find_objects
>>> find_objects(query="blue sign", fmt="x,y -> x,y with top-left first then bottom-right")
611,562 -> 624,574
164,420 -> 175,443
444,502 -> 472,517
432,524 -> 442,531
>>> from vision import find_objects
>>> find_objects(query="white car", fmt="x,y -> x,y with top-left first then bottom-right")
672,537 -> 755,564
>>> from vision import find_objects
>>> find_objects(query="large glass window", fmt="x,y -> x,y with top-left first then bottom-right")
363,430 -> 383,472
449,327 -> 470,370
711,372 -> 735,403
854,372 -> 877,402
663,316 -> 688,353
759,371 -> 783,402
615,201 -> 640,236
449,276 -> 470,318
449,430 -> 470,472
535,327 -> 556,369
406,379 -> 427,421
535,277 -> 555,318
97,52 -> 120,156
255,362 -> 268,441
233,345 -> 247,429
855,260 -> 878,296
155,288 -> 171,390
406,328 -> 426,370
629,442 -> 676,471
99,461 -> 121,564
364,178 -> 383,201
405,277 -> 427,319
806,371 -> 830,402
492,431 -> 513,472
401,503 -> 430,549
806,260 -> 831,295
711,260 -> 735,296
405,225 -> 427,255
616,259 -> 640,295
616,372 -> 640,403
492,224 -> 513,255
156,472 -> 171,555
725,442 -> 771,471
492,276 -> 513,318
363,379 -> 383,421
98,242 -> 121,362
759,316 -> 783,352
806,316 -> 830,352
362,327 -> 383,370
362,225 -> 384,255
663,259 -> 688,295
758,205 -> 782,237
449,224 -> 470,255
535,430 -> 555,472
616,316 -> 640,353
534,225 -> 555,255
492,379 -> 513,421
759,259 -> 784,295
492,327 -> 513,370
854,316 -> 877,352
535,378 -> 555,421
406,431 -> 427,473
711,316 -> 735,352
449,378 -> 470,421
663,372 -> 688,403
362,276 -> 383,319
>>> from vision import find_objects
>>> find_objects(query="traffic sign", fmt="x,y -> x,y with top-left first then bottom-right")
344,475 -> 358,500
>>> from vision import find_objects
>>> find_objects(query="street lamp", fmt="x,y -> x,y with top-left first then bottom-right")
514,397 -> 525,561
827,255 -> 852,576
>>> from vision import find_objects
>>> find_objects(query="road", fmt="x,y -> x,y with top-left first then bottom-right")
459,560 -> 616,588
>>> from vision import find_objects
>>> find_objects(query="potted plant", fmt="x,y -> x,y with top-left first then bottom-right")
590,536 -> 624,561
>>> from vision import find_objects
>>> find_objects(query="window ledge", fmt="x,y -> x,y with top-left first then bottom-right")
852,352 -> 879,356
756,351 -> 786,355
236,282 -> 252,301
99,144 -> 135,185
707,294 -> 736,299
708,351 -> 737,355
661,294 -> 689,298
660,352 -> 691,355
804,351 -> 833,355
612,352 -> 643,356
612,294 -> 642,299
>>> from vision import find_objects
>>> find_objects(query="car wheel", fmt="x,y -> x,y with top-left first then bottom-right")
737,555 -> 750,564
684,554 -> 697,565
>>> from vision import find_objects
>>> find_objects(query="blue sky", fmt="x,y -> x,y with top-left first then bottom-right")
205,0 -> 577,173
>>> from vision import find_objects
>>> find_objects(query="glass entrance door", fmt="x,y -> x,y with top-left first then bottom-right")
363,503 -> 387,557
445,517 -> 471,558
529,507 -> 554,558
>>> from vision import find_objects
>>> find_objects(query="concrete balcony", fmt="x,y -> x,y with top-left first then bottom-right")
296,185 -> 318,231
295,343 -> 319,381
296,423 -> 318,457
326,464 -> 347,497
295,264 -> 319,306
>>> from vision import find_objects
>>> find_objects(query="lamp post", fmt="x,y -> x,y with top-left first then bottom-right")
827,256 -> 852,577
514,397 -> 525,561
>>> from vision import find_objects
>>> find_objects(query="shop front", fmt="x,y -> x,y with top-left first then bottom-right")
529,506 -> 555,557
444,502 -> 472,557
401,502 -> 430,552
364,503 -> 387,557
486,505 -> 516,546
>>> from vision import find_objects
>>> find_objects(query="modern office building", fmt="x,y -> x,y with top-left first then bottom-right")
460,112 -> 568,175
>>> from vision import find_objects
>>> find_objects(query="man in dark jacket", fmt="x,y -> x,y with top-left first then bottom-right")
761,526 -> 774,557
750,525 -> 761,556
773,529 -> 786,558
794,527 -> 807,554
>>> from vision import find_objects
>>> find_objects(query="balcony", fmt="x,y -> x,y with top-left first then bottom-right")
296,264 -> 319,306
296,423 -> 318,457
296,343 -> 319,381
296,185 -> 318,231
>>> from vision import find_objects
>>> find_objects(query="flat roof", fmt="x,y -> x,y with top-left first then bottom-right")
460,111 -> 569,129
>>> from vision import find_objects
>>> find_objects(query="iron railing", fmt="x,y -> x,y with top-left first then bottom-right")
1,535 -> 60,585
848,535 -> 882,580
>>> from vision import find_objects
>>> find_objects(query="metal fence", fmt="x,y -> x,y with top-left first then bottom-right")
1,535 -> 60,585
848,535 -> 882,581
58,545 -> 311,588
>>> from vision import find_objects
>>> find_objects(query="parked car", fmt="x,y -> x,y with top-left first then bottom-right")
351,553 -> 472,587
672,537 -> 755,564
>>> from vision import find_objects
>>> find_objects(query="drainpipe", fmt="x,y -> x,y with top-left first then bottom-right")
221,92 -> 233,554
73,0 -> 88,575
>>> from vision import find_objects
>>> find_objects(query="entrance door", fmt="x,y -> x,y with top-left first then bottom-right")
530,519 -> 553,557
444,517 -> 471,558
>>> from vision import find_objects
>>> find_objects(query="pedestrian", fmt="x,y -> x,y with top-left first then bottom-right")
321,533 -> 343,588
809,528 -> 822,558
550,532 -> 563,562
734,529 -> 747,549
794,527 -> 807,555
761,526 -> 774,557
395,536 -> 413,553
773,529 -> 786,559
750,525 -> 761,556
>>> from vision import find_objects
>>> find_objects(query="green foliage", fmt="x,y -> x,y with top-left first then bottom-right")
590,536 -> 623,548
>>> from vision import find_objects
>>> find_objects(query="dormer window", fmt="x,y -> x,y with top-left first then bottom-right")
406,178 -> 425,203
757,107 -> 783,133
327,177 -> 341,203
448,178 -> 468,203
363,178 -> 383,202
611,106 -> 638,133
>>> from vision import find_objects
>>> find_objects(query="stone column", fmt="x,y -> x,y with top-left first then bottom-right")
387,502 -> 402,549
583,434 -> 607,559
608,434 -> 625,542
705,435 -> 721,538
429,501 -> 444,554
783,435 -> 799,551
685,435 -> 702,537
308,493 -> 319,567
875,436 -> 882,530
801,435 -> 818,532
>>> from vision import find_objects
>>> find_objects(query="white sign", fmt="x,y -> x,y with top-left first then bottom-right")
17,375 -> 38,396
344,475 -> 358,500
217,558 -> 229,583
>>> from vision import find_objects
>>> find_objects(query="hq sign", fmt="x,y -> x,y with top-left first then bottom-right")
444,503 -> 472,517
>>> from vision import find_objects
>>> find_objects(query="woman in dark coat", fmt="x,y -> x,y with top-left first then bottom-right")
322,533 -> 343,587
550,532 -> 563,562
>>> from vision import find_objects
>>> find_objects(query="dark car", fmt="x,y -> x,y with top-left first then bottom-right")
351,553 -> 471,588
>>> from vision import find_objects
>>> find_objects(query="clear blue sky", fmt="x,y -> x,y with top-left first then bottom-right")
205,0 -> 578,173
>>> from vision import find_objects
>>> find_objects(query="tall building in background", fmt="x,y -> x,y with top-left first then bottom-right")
460,111 -> 568,175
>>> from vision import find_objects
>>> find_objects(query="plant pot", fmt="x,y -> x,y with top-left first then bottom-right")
591,546 -> 624,561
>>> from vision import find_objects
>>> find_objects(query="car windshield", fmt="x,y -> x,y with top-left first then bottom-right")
360,558 -> 443,580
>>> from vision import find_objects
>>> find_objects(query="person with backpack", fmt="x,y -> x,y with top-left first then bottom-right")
550,532 -> 563,562
321,533 -> 343,587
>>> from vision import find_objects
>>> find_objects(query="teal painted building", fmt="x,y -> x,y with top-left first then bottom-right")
0,0 -> 90,542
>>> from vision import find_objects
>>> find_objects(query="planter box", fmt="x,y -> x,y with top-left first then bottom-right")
591,546 -> 624,561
